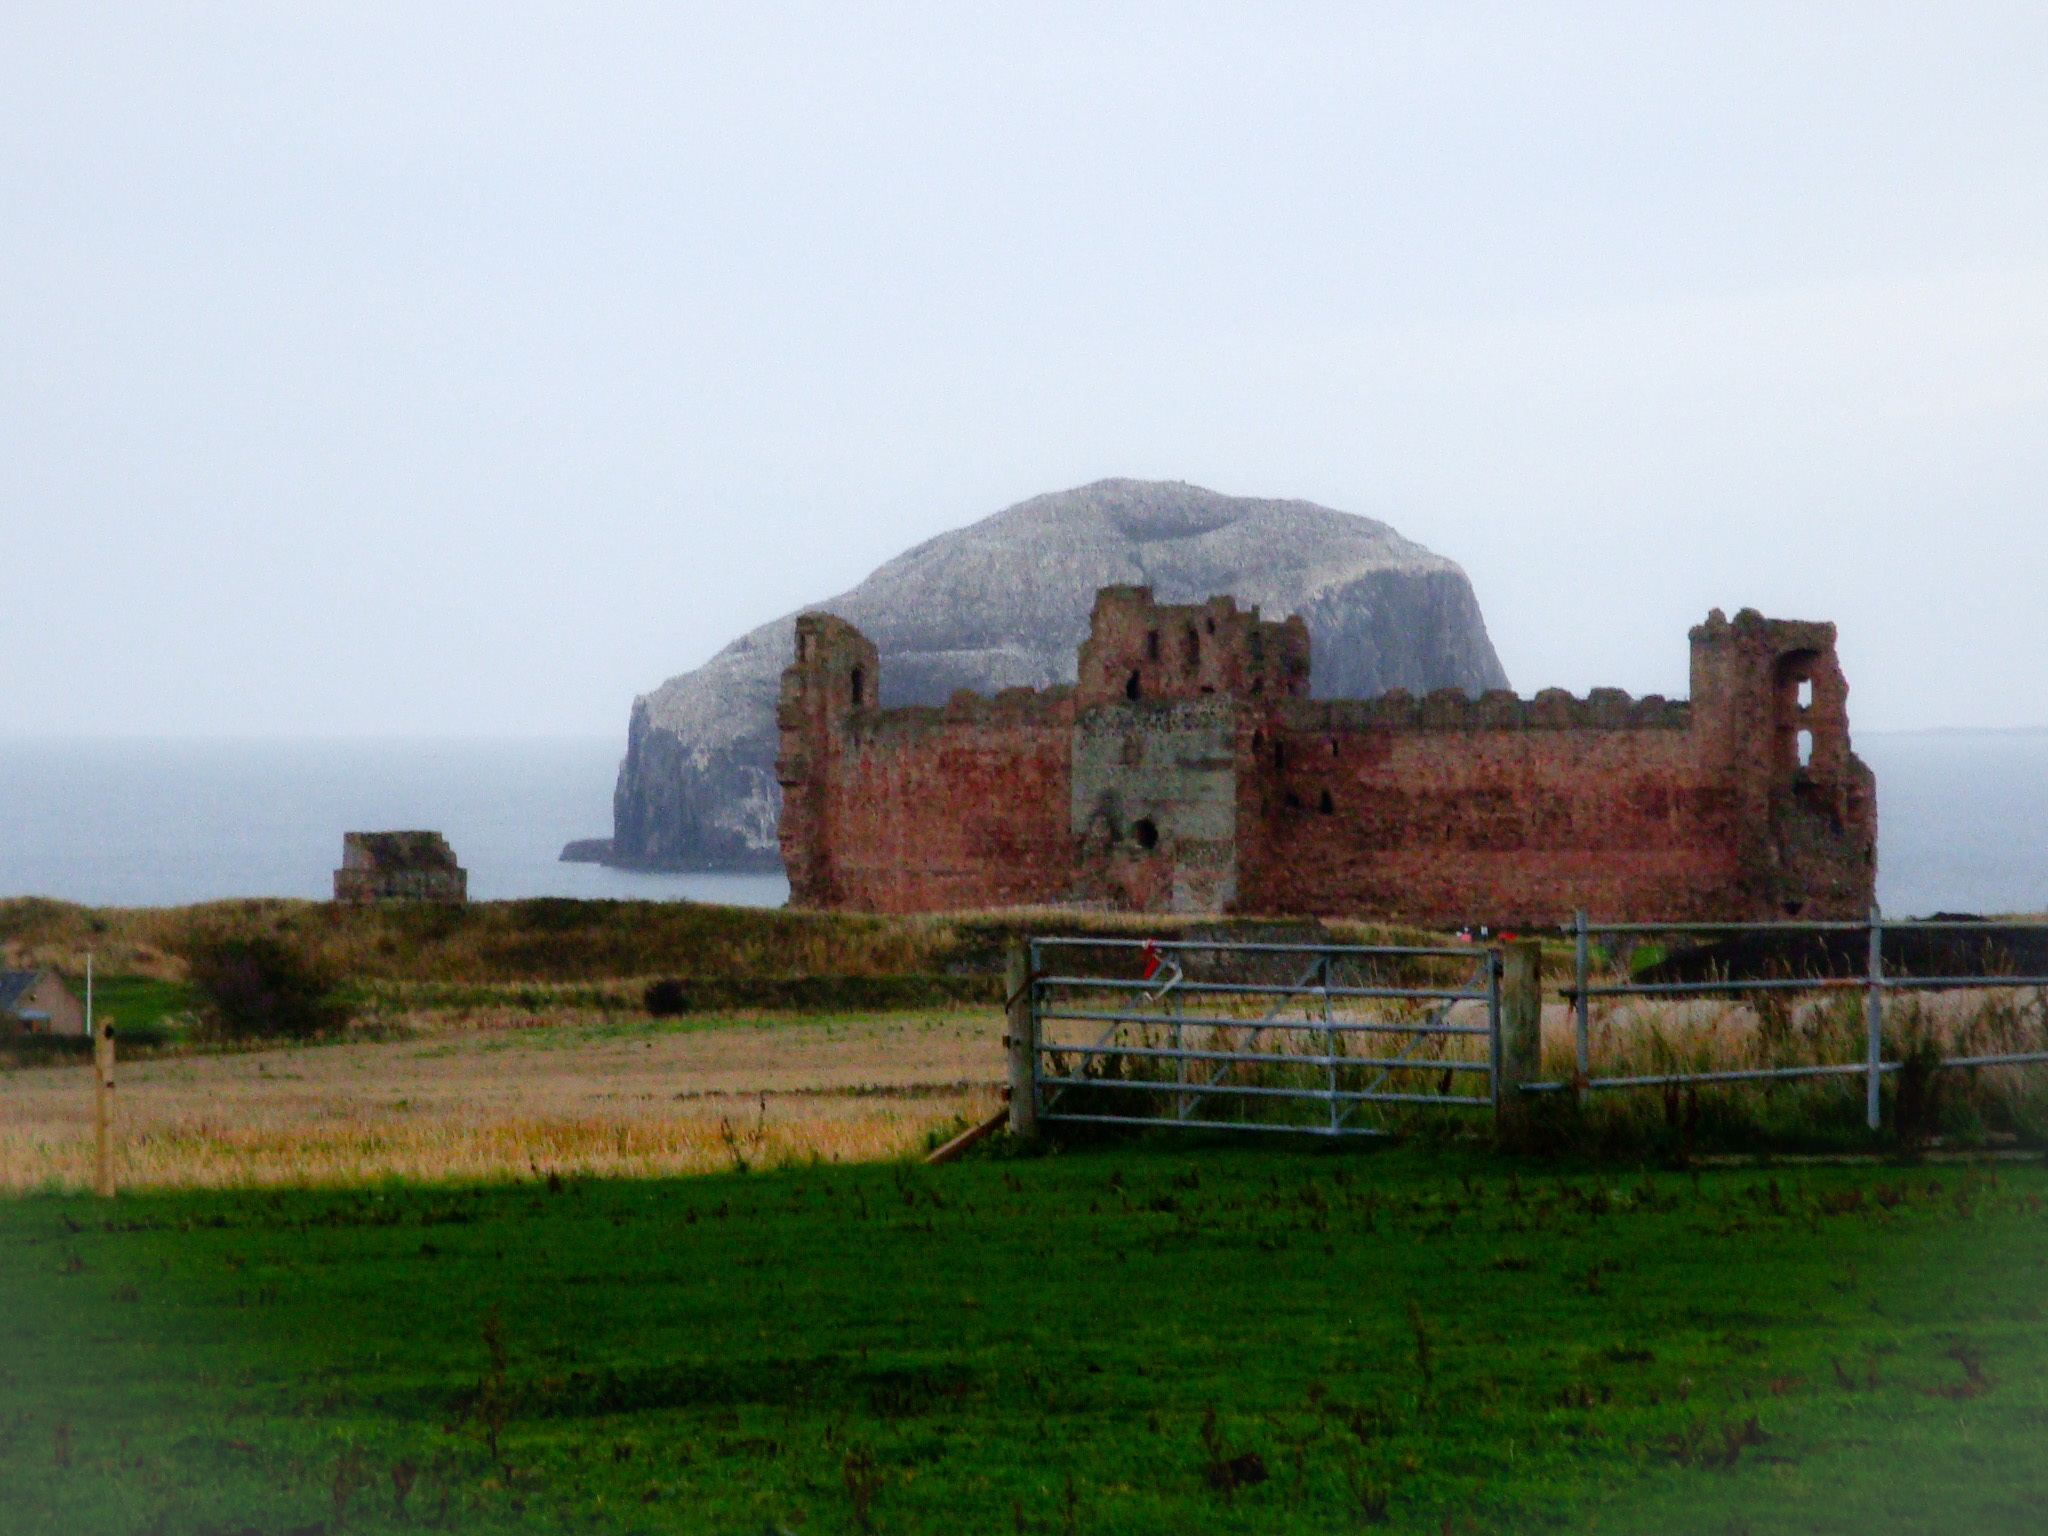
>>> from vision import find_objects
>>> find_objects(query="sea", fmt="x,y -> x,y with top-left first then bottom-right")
0,737 -> 786,909
1,731 -> 2044,917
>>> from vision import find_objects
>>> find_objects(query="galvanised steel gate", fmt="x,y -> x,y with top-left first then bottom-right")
1023,937 -> 1501,1137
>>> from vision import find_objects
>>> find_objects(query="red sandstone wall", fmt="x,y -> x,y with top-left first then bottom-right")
1239,722 -> 1741,926
812,704 -> 1074,913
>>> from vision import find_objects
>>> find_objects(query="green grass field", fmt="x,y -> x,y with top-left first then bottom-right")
81,974 -> 198,1033
3,1143 -> 2044,1535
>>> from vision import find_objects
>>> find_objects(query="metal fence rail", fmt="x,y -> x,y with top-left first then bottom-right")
1549,906 -> 2048,1127
1026,937 -> 1501,1138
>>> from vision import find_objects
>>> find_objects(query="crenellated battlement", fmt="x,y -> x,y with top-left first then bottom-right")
1280,686 -> 1691,735
839,685 -> 1078,740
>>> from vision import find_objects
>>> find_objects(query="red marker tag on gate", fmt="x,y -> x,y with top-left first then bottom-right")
1140,939 -> 1162,980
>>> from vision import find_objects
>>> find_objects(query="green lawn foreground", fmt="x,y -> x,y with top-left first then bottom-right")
1,1146 -> 2044,1536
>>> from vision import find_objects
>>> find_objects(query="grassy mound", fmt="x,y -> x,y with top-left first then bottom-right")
0,895 -> 1439,987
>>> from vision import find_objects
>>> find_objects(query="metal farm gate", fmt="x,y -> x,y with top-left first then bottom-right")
1015,937 -> 1501,1137
973,913 -> 2048,1152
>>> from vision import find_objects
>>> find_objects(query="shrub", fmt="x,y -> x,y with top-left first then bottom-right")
1893,1036 -> 1945,1152
181,931 -> 351,1040
0,1035 -> 95,1067
644,978 -> 690,1017
642,974 -> 997,1016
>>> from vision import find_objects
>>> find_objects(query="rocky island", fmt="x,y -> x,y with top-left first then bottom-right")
582,478 -> 1509,872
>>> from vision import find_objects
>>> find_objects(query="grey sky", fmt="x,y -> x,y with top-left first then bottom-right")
4,5 -> 2044,736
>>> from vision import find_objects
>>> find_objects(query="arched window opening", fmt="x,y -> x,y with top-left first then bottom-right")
1327,738 -> 1339,758
849,666 -> 865,706
1146,629 -> 1160,661
1133,817 -> 1159,850
1252,731 -> 1264,755
1773,651 -> 1821,772
1318,789 -> 1334,815
1205,617 -> 1216,635
1273,740 -> 1286,769
1184,627 -> 1200,668
1283,791 -> 1302,811
1125,670 -> 1142,701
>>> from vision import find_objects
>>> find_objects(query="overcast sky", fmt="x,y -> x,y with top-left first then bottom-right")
4,5 -> 2044,737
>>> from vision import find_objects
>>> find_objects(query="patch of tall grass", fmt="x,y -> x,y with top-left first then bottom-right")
1552,986 -> 2048,1152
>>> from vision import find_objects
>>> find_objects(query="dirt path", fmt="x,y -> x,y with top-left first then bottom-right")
0,1008 -> 1005,1192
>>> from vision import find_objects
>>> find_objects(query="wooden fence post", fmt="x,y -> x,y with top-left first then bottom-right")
92,1021 -> 117,1198
1496,941 -> 1543,1147
1004,940 -> 1037,1138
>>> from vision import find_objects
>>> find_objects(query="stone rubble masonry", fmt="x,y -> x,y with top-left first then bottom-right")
333,831 -> 469,905
777,588 -> 1876,926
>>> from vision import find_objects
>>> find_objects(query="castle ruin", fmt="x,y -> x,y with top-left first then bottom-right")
333,831 -> 468,905
777,588 -> 1875,925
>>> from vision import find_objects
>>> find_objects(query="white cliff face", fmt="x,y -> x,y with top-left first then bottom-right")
607,479 -> 1510,870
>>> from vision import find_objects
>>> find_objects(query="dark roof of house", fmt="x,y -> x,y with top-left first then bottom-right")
0,971 -> 46,1014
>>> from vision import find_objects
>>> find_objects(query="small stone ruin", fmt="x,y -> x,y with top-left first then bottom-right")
333,831 -> 468,905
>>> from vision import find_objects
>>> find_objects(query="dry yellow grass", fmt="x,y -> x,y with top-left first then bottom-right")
0,1007 -> 1005,1193
1552,986 -> 2048,1079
